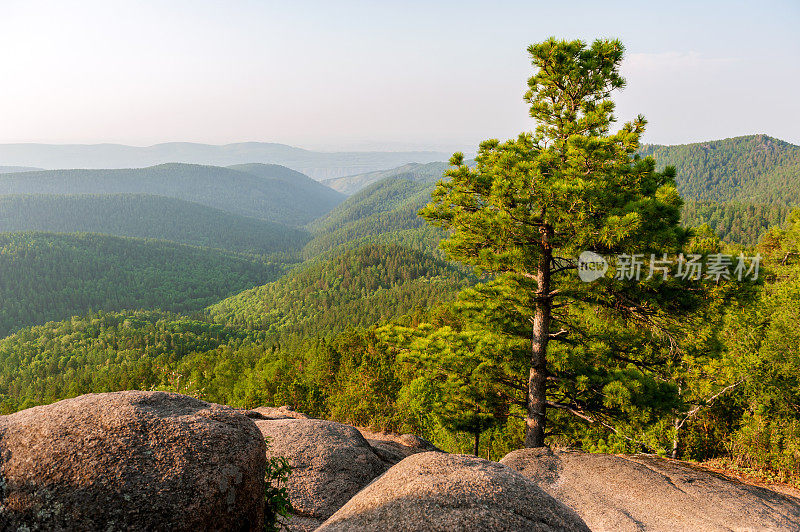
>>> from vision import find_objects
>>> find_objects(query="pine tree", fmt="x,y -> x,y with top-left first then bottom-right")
420,38 -> 687,447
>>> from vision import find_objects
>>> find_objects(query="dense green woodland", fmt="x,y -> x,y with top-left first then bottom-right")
2,213 -> 799,482
0,120 -> 798,484
0,311 -> 266,412
642,135 -> 800,205
0,194 -> 309,256
681,200 -> 791,246
0,232 -> 284,337
642,135 -> 800,244
0,162 -> 343,226
304,176 -> 444,257
208,244 -> 470,335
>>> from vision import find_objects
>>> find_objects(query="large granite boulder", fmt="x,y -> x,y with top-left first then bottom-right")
255,415 -> 444,531
243,405 -> 311,420
317,451 -> 590,531
0,391 -> 266,531
255,418 -> 387,528
501,447 -> 800,531
357,427 -> 441,466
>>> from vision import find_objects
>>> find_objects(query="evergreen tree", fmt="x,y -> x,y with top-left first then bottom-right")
420,38 -> 687,447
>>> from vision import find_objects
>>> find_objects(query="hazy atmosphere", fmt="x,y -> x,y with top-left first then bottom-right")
3,2 -> 800,530
2,0 -> 798,150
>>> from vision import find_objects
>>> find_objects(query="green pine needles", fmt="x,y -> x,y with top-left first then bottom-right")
413,37 -> 690,447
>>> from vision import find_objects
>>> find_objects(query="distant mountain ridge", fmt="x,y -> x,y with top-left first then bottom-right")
0,166 -> 41,173
0,194 -> 309,256
0,162 -> 343,226
316,135 -> 800,245
322,162 -> 451,195
0,142 -> 450,180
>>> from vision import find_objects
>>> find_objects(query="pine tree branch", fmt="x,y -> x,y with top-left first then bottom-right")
546,400 -> 653,452
676,378 -> 748,430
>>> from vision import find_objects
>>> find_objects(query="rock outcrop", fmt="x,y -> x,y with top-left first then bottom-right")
254,415 -> 441,530
357,427 -> 441,466
0,391 -> 266,531
501,447 -> 800,532
256,418 -> 387,527
243,405 -> 311,420
317,451 -> 591,532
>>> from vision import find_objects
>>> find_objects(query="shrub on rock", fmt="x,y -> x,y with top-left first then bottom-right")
255,418 -> 386,522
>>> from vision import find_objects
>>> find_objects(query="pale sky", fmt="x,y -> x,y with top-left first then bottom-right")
1,0 -> 798,151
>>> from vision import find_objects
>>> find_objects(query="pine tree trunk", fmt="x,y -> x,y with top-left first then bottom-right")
672,383 -> 683,459
525,226 -> 552,448
473,430 -> 480,456
671,416 -> 680,459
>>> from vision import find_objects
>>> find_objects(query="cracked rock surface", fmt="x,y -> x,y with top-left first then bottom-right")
501,447 -> 800,531
317,451 -> 590,532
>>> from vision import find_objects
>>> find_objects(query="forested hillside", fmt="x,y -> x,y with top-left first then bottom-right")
225,163 -> 345,221
0,310 -> 267,412
681,200 -> 791,246
0,133 -> 798,483
0,232 -> 285,337
642,135 -> 800,205
304,177 -> 442,257
207,243 -> 470,335
0,194 -> 309,256
4,209 -> 799,474
638,135 -> 800,244
309,136 -> 800,246
0,163 -> 344,225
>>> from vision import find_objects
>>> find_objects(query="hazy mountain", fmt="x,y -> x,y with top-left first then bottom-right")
0,163 -> 344,226
322,161 -> 451,195
0,142 -> 450,180
0,166 -> 41,173
0,194 -> 310,256
314,135 -> 800,245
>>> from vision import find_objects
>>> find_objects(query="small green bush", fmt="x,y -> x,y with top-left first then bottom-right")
264,437 -> 293,532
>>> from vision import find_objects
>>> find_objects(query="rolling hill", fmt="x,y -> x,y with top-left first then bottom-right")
313,135 -> 800,246
303,177 -> 442,257
0,166 -> 40,173
642,135 -> 800,205
0,163 -> 344,226
207,243 -> 470,336
0,232 -> 285,338
321,161 -> 451,195
0,142 -> 450,180
640,134 -> 800,244
0,194 -> 309,256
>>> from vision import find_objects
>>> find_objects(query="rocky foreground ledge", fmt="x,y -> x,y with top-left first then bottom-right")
0,392 -> 798,531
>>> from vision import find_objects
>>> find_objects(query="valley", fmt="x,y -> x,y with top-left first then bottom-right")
1,132 -> 799,526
